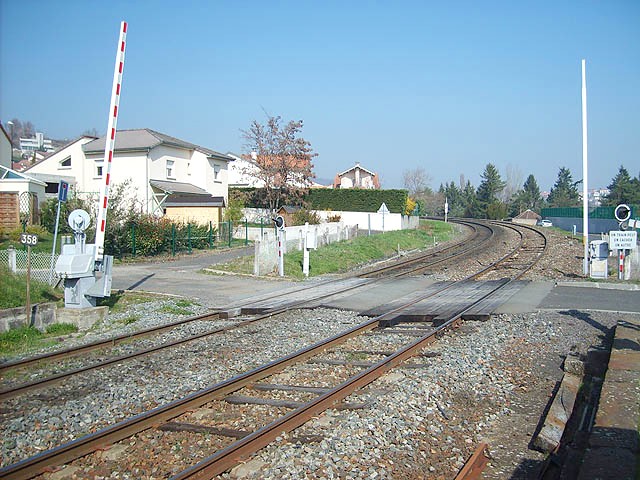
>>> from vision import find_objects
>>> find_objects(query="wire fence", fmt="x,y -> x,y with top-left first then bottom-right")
1,248 -> 59,285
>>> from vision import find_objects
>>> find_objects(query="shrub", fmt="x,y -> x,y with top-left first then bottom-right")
292,209 -> 321,225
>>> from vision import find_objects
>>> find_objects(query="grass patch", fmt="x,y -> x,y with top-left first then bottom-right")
0,325 -> 62,357
213,221 -> 457,279
0,266 -> 63,309
159,305 -> 193,316
174,299 -> 199,308
45,322 -> 78,335
119,315 -> 140,325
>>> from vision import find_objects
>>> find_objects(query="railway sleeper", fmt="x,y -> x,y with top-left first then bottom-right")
157,422 -> 324,444
224,394 -> 370,410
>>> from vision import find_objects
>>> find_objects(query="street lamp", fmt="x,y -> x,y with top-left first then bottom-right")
6,121 -> 14,145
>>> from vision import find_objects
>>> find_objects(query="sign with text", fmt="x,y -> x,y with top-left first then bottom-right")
20,233 -> 39,246
609,230 -> 637,250
58,180 -> 69,202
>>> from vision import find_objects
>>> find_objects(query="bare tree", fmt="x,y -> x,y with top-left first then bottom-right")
242,115 -> 317,212
402,167 -> 431,195
501,163 -> 523,202
6,118 -> 36,145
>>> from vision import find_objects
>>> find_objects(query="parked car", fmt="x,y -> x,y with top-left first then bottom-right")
537,219 -> 553,227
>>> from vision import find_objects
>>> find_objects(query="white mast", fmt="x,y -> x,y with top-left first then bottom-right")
581,59 -> 589,275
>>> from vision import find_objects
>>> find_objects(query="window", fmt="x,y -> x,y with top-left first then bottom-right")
166,159 -> 175,179
96,166 -> 103,177
213,164 -> 221,182
60,156 -> 71,168
187,162 -> 191,176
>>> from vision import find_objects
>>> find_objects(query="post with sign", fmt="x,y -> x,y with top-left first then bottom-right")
20,233 -> 38,324
49,180 -> 69,284
302,222 -> 317,277
378,203 -> 390,232
609,230 -> 637,280
612,204 -> 637,280
444,198 -> 449,223
274,216 -> 285,277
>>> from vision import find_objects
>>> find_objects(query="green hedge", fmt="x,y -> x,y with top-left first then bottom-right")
307,189 -> 408,213
232,187 -> 408,213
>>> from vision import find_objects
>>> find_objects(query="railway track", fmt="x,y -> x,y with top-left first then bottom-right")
0,219 -> 549,479
0,220 -> 488,396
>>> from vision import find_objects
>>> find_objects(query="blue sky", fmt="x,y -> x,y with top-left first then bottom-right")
1,1 -> 638,191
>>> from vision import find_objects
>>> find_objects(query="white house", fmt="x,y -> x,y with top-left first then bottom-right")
0,165 -> 47,229
333,162 -> 380,189
0,124 -> 11,169
24,129 -> 234,225
227,152 -> 265,188
24,136 -> 95,198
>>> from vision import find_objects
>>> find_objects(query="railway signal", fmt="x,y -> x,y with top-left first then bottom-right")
273,216 -> 285,276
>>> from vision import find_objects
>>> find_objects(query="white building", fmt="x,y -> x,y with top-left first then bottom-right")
0,124 -> 11,169
19,132 -> 55,153
333,162 -> 380,189
227,152 -> 265,188
24,129 -> 234,225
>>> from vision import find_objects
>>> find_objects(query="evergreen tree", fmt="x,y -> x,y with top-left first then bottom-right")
603,166 -> 640,206
440,182 -> 464,216
509,174 -> 542,216
475,163 -> 506,218
461,181 -> 477,217
547,167 -> 580,207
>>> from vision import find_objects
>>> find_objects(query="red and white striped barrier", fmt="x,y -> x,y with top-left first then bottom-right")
95,21 -> 127,262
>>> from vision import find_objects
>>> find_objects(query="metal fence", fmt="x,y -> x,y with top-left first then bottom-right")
127,220 -> 250,257
1,248 -> 59,285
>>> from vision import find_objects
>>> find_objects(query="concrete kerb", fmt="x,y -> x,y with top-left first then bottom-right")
555,281 -> 640,291
0,303 -> 107,333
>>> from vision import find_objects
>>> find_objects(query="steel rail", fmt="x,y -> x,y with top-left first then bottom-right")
0,277 -> 467,480
0,220 -> 480,374
0,220 -> 533,400
0,220 -> 548,480
357,219 -> 494,278
454,442 -> 489,480
0,311 -> 219,372
0,221 -> 489,392
170,222 -> 548,479
170,273 -> 519,478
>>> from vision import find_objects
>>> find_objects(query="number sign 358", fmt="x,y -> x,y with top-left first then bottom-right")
20,233 -> 39,246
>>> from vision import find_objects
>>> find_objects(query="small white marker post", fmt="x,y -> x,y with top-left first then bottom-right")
20,233 -> 38,324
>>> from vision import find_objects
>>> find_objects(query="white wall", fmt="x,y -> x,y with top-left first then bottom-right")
0,177 -> 46,210
0,130 -> 11,169
227,154 -> 264,188
25,137 -> 95,192
314,210 -> 417,231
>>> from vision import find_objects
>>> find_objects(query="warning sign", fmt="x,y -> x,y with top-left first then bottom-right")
609,230 -> 637,250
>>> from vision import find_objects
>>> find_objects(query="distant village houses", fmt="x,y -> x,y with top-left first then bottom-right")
333,162 -> 380,189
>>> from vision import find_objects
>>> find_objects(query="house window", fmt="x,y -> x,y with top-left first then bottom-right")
213,164 -> 221,182
166,159 -> 175,179
60,156 -> 71,168
96,166 -> 103,177
187,162 -> 191,176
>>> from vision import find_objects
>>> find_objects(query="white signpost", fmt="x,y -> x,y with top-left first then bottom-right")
378,203 -> 390,232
